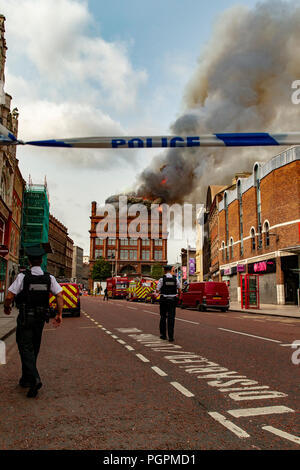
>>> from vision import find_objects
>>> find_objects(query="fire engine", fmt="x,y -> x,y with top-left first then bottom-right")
49,281 -> 81,317
127,278 -> 156,302
106,276 -> 129,299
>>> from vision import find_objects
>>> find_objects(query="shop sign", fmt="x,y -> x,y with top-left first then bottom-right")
237,264 -> 246,272
182,266 -> 187,280
224,267 -> 232,275
248,259 -> 276,274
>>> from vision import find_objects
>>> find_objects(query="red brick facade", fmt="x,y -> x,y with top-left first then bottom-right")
206,148 -> 300,305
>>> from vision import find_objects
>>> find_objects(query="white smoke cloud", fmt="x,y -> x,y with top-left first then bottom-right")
135,0 -> 300,203
0,0 -> 146,169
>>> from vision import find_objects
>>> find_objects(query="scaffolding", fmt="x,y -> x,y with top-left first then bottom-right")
20,181 -> 50,271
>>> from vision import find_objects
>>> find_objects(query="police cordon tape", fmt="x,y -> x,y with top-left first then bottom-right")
2,123 -> 300,148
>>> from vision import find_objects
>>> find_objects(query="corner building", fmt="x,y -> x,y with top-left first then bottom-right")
89,200 -> 167,290
217,147 -> 300,305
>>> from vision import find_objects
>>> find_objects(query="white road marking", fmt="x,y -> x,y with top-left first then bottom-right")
112,335 -> 118,339
106,331 -> 112,334
170,382 -> 194,397
280,344 -> 298,347
262,426 -> 300,445
143,310 -> 159,315
176,318 -> 199,325
116,328 -> 142,333
208,412 -> 250,439
219,328 -> 281,343
117,339 -> 126,344
136,353 -> 150,362
228,406 -> 294,418
0,340 -> 6,364
125,345 -> 135,351
151,366 -> 168,377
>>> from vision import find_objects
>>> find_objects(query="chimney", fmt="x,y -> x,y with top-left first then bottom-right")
91,201 -> 97,217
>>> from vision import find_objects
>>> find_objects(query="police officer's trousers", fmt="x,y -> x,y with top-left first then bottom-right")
159,298 -> 176,340
16,314 -> 45,385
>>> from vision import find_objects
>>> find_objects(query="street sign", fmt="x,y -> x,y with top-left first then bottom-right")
0,245 -> 8,257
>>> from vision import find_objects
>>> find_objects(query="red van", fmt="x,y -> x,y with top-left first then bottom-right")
179,282 -> 229,312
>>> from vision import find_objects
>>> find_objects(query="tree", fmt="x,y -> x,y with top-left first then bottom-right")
91,257 -> 112,281
151,263 -> 164,280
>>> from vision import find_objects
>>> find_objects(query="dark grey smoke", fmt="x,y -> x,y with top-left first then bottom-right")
134,0 -> 300,203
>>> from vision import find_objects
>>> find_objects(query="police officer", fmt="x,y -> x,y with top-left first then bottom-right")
156,265 -> 181,342
4,245 -> 64,398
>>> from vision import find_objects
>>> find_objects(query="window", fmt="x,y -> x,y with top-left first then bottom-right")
154,239 -> 163,246
95,238 -> 103,245
120,238 -> 128,246
237,180 -> 244,256
251,228 -> 256,251
154,251 -> 162,260
264,221 -> 270,247
107,238 -> 116,246
224,193 -> 229,261
129,250 -> 137,260
107,249 -> 115,258
120,250 -> 128,260
142,239 -> 150,246
254,165 -> 262,249
142,250 -> 150,260
95,249 -> 103,259
129,239 -> 138,245
230,238 -> 234,259
0,218 -> 5,245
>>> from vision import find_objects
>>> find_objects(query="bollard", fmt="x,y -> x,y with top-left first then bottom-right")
0,340 -> 6,364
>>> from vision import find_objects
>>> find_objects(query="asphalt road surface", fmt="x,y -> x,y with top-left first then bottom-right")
1,297 -> 299,450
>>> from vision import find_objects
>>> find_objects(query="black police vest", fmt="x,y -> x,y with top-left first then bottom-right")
16,270 -> 51,310
160,275 -> 177,296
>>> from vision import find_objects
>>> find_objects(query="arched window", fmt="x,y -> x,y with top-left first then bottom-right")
264,221 -> 270,247
237,180 -> 243,256
251,228 -> 256,251
230,237 -> 234,259
222,241 -> 225,262
254,164 -> 262,249
224,193 -> 229,261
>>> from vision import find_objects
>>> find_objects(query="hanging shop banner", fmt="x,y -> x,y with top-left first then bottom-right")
182,266 -> 187,280
189,258 -> 196,275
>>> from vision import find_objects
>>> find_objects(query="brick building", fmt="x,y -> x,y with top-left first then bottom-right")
72,245 -> 83,284
211,147 -> 300,305
89,198 -> 167,290
0,15 -> 23,300
7,165 -> 25,287
65,236 -> 74,280
47,214 -> 68,278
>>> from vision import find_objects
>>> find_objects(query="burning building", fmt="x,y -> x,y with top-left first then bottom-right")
89,196 -> 168,289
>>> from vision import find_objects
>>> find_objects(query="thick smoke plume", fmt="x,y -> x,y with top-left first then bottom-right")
134,0 -> 300,204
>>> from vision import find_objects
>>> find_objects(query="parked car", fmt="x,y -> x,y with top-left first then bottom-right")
179,281 -> 229,312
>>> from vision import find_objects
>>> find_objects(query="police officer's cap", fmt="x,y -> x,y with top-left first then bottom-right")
25,245 -> 47,257
25,243 -> 53,257
163,264 -> 173,271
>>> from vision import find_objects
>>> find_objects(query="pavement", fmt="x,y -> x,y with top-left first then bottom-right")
0,300 -> 299,342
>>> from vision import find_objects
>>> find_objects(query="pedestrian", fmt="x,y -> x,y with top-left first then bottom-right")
156,265 -> 181,342
103,287 -> 109,301
4,245 -> 64,398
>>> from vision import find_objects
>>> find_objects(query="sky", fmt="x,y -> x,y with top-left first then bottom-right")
0,0 -> 260,261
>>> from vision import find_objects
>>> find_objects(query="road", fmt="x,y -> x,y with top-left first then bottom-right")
0,296 -> 299,450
